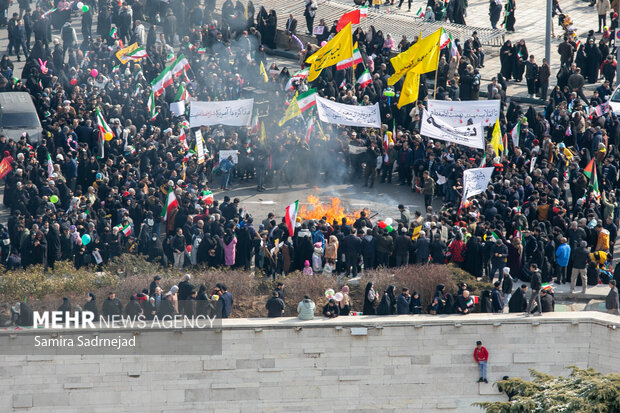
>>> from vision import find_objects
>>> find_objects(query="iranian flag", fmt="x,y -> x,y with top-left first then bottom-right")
200,190 -> 214,204
162,189 -> 178,221
151,65 -> 173,96
297,88 -> 317,112
171,55 -> 191,78
292,68 -> 309,79
174,83 -> 190,102
414,7 -> 424,17
197,47 -> 206,54
356,69 -> 372,88
336,42 -> 363,70
122,224 -> 132,236
179,128 -> 189,150
147,91 -> 159,120
510,121 -> 520,147
41,8 -> 56,18
360,5 -> 368,17
439,29 -> 451,49
112,65 -> 120,73
46,152 -> 54,177
96,108 -> 111,158
304,115 -> 315,144
110,27 -> 118,39
448,34 -> 460,60
285,200 -> 299,237
123,47 -> 148,60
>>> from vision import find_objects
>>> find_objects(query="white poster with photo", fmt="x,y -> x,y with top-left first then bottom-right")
219,150 -> 239,164
426,100 -> 501,127
315,96 -> 382,128
420,111 -> 484,149
313,26 -> 325,35
462,167 -> 494,201
195,130 -> 205,164
190,99 -> 254,127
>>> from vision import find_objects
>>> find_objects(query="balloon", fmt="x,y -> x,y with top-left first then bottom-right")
82,4 -> 89,12
386,225 -> 393,232
320,41 -> 327,47
211,295 -> 219,301
334,292 -> 344,302
378,221 -> 387,229
90,68 -> 98,77
81,234 -> 91,245
385,217 -> 393,225
70,78 -> 77,85
186,245 -> 192,253
76,1 -> 84,8
104,132 -> 113,141
50,195 -> 59,204
324,288 -> 335,299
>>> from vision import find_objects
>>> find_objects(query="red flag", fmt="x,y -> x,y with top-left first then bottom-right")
0,156 -> 14,180
336,10 -> 361,32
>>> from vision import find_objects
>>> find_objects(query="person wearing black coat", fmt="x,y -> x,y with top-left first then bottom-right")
376,290 -> 393,315
178,274 -> 195,315
323,299 -> 339,318
491,282 -> 504,313
499,40 -> 515,80
46,224 -> 61,270
196,285 -> 216,317
464,236 -> 483,277
125,296 -> 143,319
102,292 -> 123,320
363,282 -> 378,315
571,241 -> 590,293
540,289 -> 555,312
57,297 -> 71,322
508,284 -> 528,313
342,230 -> 362,277
83,293 -> 99,320
265,291 -> 285,317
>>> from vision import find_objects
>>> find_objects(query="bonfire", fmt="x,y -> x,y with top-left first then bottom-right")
297,195 -> 368,223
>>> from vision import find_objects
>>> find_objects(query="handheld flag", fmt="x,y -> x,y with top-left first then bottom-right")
336,9 -> 361,32
285,201 -> 299,237
297,88 -> 317,112
278,96 -> 301,126
162,188 -> 178,222
259,61 -> 269,82
490,119 -> 503,156
397,70 -> 420,108
306,23 -> 353,82
356,69 -> 372,89
388,28 -> 442,85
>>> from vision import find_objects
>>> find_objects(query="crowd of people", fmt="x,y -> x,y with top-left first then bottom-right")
0,0 -> 618,319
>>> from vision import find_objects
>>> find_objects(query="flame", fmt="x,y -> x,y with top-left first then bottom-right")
298,195 -> 367,224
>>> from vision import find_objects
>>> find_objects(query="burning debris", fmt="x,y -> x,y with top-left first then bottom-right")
298,195 -> 369,223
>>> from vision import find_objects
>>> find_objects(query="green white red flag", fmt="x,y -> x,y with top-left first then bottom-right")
162,189 -> 178,221
285,200 -> 299,237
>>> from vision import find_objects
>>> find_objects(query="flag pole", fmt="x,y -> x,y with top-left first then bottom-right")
433,69 -> 438,99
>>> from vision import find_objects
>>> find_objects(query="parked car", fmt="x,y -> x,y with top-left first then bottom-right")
609,84 -> 620,116
0,92 -> 42,143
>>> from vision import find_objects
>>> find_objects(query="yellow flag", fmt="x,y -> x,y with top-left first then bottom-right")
316,119 -> 328,141
259,121 -> 266,143
306,23 -> 353,82
490,119 -> 503,156
397,70 -> 420,109
115,42 -> 139,64
388,28 -> 442,86
411,225 -> 422,240
278,97 -> 301,126
259,61 -> 269,82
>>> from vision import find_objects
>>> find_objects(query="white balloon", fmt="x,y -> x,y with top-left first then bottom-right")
76,1 -> 84,8
334,292 -> 344,302
385,217 -> 393,225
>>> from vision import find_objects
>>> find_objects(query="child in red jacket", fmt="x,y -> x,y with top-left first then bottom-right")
474,340 -> 489,383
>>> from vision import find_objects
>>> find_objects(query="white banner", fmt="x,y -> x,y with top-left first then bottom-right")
420,111 -> 485,149
219,150 -> 238,164
426,100 -> 501,127
348,145 -> 367,155
315,96 -> 382,128
462,167 -> 494,201
190,99 -> 253,128
170,101 -> 185,117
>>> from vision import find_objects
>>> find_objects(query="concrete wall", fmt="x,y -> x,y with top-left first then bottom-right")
0,312 -> 619,412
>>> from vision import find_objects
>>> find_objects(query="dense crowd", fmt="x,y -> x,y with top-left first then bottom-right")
0,0 -> 618,320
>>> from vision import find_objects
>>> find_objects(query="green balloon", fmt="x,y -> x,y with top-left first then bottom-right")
82,4 -> 89,12
50,195 -> 59,204
386,225 -> 393,232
